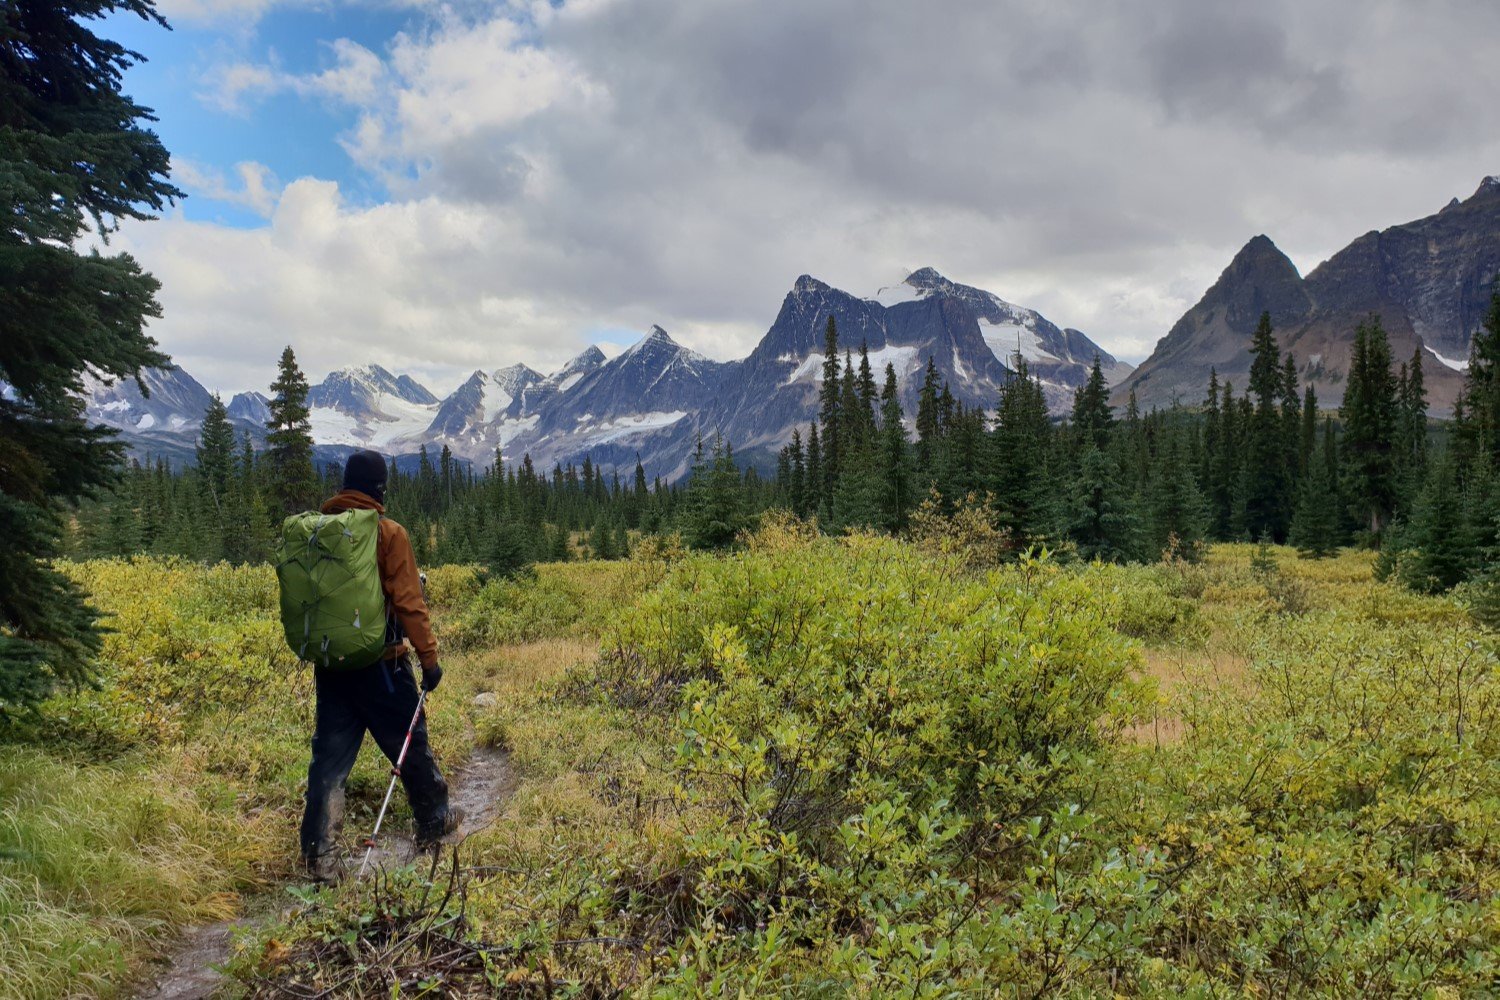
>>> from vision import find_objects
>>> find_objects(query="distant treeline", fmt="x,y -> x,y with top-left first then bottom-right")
70,291 -> 1500,602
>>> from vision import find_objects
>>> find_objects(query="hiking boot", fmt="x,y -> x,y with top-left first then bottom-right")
303,849 -> 344,885
414,807 -> 465,851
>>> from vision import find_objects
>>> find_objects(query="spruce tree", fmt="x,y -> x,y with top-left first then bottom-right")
1242,312 -> 1290,540
1394,455 -> 1472,593
818,317 -> 842,501
805,424 -> 823,521
683,438 -> 745,549
1070,356 -> 1114,451
877,364 -> 911,531
589,515 -> 616,560
1340,316 -> 1399,539
1288,425 -> 1339,559
1200,368 -> 1222,495
915,357 -> 942,474
1146,425 -> 1209,560
1455,288 -> 1500,467
488,521 -> 533,578
1,0 -> 184,709
546,524 -> 571,562
265,347 -> 318,515
990,357 -> 1055,546
1065,446 -> 1138,563
196,395 -> 235,558
856,343 -> 878,433
1298,385 -> 1318,478
1212,381 -> 1241,535
1393,348 -> 1429,516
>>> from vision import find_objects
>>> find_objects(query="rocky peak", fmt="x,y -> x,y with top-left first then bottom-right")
492,363 -> 542,397
227,390 -> 271,425
310,364 -> 436,409
642,324 -> 674,346
904,266 -> 951,291
1204,235 -> 1313,328
394,373 -> 438,405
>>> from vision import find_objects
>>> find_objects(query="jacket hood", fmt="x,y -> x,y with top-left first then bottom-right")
321,489 -> 386,514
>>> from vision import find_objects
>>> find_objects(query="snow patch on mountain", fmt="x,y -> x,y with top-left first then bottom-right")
308,406 -> 359,443
784,345 -> 922,385
1425,345 -> 1469,371
481,380 -> 514,423
308,392 -> 439,448
978,316 -> 1056,365
870,280 -> 925,307
578,410 -> 688,445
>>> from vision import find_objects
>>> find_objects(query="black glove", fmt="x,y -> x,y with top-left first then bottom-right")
421,663 -> 443,692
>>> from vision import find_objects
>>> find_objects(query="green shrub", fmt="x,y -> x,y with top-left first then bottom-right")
595,530 -> 1149,984
1085,564 -> 1202,642
441,575 -> 583,650
1104,614 -> 1500,994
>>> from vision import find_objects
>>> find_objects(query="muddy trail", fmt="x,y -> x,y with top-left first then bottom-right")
136,744 -> 515,1000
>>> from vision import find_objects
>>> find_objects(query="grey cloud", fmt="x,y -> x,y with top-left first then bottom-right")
132,0 -> 1500,394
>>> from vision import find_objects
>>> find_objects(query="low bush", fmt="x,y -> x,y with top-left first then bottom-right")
1084,563 -> 1202,642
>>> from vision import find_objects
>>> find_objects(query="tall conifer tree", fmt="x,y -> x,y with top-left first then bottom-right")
265,346 -> 318,515
1242,312 -> 1290,540
1070,356 -> 1114,451
1340,317 -> 1400,538
1,0 -> 183,708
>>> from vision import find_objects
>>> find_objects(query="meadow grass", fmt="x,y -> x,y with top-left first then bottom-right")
240,533 -> 1493,996
0,556 -> 636,998
2,538 -> 1493,996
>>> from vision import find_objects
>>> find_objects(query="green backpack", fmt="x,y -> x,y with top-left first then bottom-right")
275,508 -> 388,669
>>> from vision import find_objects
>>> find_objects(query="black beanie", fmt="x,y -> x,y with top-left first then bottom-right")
343,449 -> 388,503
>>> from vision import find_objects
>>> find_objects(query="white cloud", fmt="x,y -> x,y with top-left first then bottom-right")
129,0 -> 1500,397
158,0 -> 437,27
201,39 -> 386,113
172,158 -> 283,217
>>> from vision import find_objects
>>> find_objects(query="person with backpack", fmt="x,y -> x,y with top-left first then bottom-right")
278,449 -> 462,881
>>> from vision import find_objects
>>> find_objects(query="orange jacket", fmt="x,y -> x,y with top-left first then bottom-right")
320,490 -> 439,668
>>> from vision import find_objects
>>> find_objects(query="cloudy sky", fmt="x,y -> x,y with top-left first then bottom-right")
104,0 -> 1500,397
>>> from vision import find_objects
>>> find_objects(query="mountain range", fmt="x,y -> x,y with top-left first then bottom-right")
82,268 -> 1128,479
81,178 -> 1500,479
1116,176 -> 1500,412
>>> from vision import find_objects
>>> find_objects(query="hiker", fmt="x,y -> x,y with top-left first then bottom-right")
297,450 -> 461,880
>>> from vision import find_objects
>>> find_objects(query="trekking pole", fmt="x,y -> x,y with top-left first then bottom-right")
357,687 -> 428,879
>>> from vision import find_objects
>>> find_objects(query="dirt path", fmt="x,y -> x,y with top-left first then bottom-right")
135,744 -> 515,1000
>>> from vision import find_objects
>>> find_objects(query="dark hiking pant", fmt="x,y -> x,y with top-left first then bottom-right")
300,656 -> 450,867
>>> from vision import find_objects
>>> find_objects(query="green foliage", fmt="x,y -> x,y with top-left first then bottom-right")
485,521 -> 534,579
264,346 -> 318,516
1242,312 -> 1293,540
0,0 -> 181,711
1064,445 -> 1139,562
1109,615 -> 1499,994
1093,565 -> 1202,642
1070,355 -> 1115,451
1341,316 -> 1400,539
591,526 -> 1147,989
1289,421 -> 1341,558
681,437 -> 747,550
